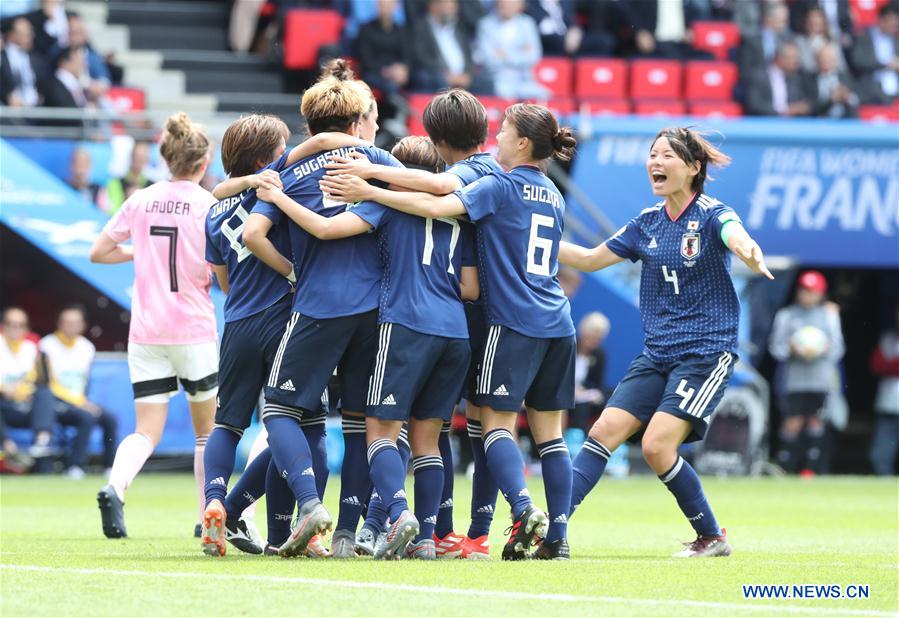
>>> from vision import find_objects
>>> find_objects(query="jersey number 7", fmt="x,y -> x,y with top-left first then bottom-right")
150,225 -> 179,292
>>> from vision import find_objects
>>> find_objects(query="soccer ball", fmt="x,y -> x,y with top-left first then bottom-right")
791,326 -> 828,358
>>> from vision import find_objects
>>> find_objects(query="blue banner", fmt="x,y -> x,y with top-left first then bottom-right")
567,117 -> 899,268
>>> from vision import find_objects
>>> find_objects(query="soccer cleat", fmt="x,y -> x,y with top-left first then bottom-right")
201,499 -> 227,557
673,528 -> 732,558
278,501 -> 333,558
501,504 -> 548,561
405,539 -> 436,560
97,484 -> 127,539
460,535 -> 490,560
242,517 -> 265,549
225,517 -> 264,555
263,543 -> 280,556
354,527 -> 377,556
433,532 -> 465,559
531,537 -> 570,561
330,530 -> 356,559
305,534 -> 331,558
374,511 -> 419,560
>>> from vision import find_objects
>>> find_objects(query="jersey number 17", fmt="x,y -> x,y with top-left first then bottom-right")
422,217 -> 461,274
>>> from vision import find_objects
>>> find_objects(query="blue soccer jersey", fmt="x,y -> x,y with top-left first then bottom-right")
253,145 -> 403,319
205,153 -> 292,323
446,152 -> 504,187
455,165 -> 575,339
350,201 -> 474,339
606,192 -> 742,363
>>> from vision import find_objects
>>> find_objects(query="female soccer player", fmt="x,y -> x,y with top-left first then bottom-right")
90,113 -> 218,539
560,127 -> 774,557
258,135 -> 479,559
326,88 -> 503,559
321,103 -> 578,561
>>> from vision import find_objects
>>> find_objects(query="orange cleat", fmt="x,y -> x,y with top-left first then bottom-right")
433,532 -> 465,559
305,534 -> 330,558
460,534 -> 490,560
201,499 -> 227,557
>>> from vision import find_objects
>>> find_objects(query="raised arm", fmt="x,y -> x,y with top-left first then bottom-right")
212,169 -> 282,200
256,185 -> 371,240
242,213 -> 294,278
459,266 -> 479,301
326,155 -> 463,195
722,222 -> 774,280
285,132 -> 369,167
90,232 -> 133,264
558,241 -> 625,272
319,174 -> 466,219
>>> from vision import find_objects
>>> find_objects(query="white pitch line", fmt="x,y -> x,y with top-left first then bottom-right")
576,558 -> 899,570
1,564 -> 893,617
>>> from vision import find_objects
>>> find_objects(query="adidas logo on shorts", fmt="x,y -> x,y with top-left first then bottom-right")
381,394 -> 397,405
492,384 -> 509,396
477,504 -> 494,514
393,489 -> 406,499
301,467 -> 315,477
210,476 -> 226,486
554,514 -> 568,523
279,379 -> 296,391
342,496 -> 361,506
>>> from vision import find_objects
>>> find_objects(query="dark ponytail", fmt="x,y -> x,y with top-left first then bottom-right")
505,103 -> 577,162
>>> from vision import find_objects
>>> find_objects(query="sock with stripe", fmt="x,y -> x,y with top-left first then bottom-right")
362,425 -> 411,534
264,458 -> 295,546
659,456 -> 721,537
776,429 -> 801,473
336,415 -> 370,533
483,428 -> 531,518
194,434 -> 208,524
240,428 -> 269,519
367,439 -> 408,522
108,432 -> 154,502
412,455 -> 444,542
301,418 -> 329,499
467,418 -> 498,538
203,426 -> 241,506
536,438 -> 572,542
435,421 -> 455,538
224,447 -> 272,519
570,437 -> 611,515
262,412 -> 318,508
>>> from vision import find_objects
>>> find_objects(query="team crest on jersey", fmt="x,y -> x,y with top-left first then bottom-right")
681,232 -> 701,261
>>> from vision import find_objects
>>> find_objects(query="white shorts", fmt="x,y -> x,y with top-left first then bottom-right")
128,341 -> 219,404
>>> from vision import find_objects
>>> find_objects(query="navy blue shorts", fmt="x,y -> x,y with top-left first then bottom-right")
264,309 -> 378,417
216,295 -> 292,431
461,302 -> 487,402
472,325 -> 576,412
366,323 -> 470,422
607,351 -> 736,443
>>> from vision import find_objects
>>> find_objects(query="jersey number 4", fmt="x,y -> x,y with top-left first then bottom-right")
422,217 -> 461,274
662,265 -> 680,295
150,225 -> 179,292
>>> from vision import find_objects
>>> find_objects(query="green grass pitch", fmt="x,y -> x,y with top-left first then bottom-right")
0,474 -> 896,617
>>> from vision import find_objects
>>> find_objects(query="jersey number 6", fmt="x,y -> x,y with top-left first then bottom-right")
527,214 -> 555,276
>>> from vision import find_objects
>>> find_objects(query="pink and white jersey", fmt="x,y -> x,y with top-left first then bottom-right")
104,180 -> 218,345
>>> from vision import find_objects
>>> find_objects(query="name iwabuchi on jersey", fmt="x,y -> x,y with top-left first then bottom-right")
606,193 -> 741,364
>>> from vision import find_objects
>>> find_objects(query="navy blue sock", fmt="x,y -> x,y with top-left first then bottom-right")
536,438 -> 572,542
412,455 -> 444,542
467,419 -> 498,538
301,418 -> 328,499
203,426 -> 241,506
224,447 -> 272,519
659,456 -> 721,537
435,421 -> 455,538
367,439 -> 408,522
570,437 -> 610,515
336,415 -> 370,533
362,425 -> 411,533
483,428 -> 530,518
262,410 -> 318,508
264,458 -> 294,546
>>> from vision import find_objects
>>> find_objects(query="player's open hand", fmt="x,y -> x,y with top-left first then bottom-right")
734,241 -> 774,280
252,169 -> 282,191
319,174 -> 372,203
325,152 -> 373,179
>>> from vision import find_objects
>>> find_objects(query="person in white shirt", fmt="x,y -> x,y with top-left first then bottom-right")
40,305 -> 118,479
475,0 -> 548,100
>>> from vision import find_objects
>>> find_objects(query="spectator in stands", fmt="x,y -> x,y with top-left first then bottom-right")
795,6 -> 846,73
357,0 -> 411,98
64,13 -> 115,95
789,0 -> 853,51
739,2 -> 794,72
869,303 -> 899,476
40,305 -> 118,479
744,41 -> 815,117
812,43 -> 859,118
66,147 -> 102,204
103,141 -> 151,215
43,45 -> 88,110
409,0 -> 492,94
405,0 -> 486,37
850,3 -> 899,104
343,0 -> 407,42
620,0 -> 712,60
0,307 -> 56,466
570,312 -> 610,433
0,15 -> 43,108
526,0 -> 618,57
26,0 -> 67,56
475,0 -> 547,99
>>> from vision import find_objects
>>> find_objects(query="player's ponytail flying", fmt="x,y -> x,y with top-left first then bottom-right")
652,127 -> 731,193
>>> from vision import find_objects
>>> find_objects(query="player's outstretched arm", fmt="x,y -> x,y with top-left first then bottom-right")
723,222 -> 774,280
257,185 -> 371,240
90,232 -> 133,264
319,174 -> 466,219
460,266 -> 480,301
210,264 -> 230,293
242,213 -> 294,278
211,169 -> 282,200
285,132 -> 369,167
558,241 -> 624,272
327,155 -> 462,195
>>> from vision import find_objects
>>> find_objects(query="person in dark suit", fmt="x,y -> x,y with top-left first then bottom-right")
569,312 -> 610,433
812,43 -> 859,118
26,0 -> 69,56
618,0 -> 712,59
356,0 -> 412,97
849,3 -> 899,104
404,0 -> 486,37
788,0 -> 853,50
0,15 -> 45,108
739,2 -> 795,75
743,41 -> 816,117
526,0 -> 619,57
42,45 -> 88,109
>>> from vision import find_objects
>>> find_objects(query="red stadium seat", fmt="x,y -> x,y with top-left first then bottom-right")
578,98 -> 631,115
689,101 -> 742,118
684,61 -> 738,101
859,105 -> 899,122
283,9 -> 344,69
691,21 -> 740,61
528,96 -> 576,117
105,87 -> 145,112
850,0 -> 889,29
630,60 -> 683,100
406,93 -> 433,135
634,100 -> 687,116
575,58 -> 627,99
534,57 -> 574,98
